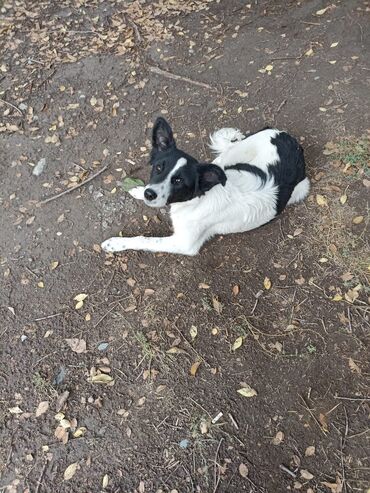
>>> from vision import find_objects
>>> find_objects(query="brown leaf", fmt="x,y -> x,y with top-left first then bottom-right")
305,445 -> 315,457
352,215 -> 364,224
35,401 -> 49,417
319,413 -> 328,432
238,463 -> 249,478
348,358 -> 361,374
316,194 -> 328,206
65,338 -> 87,354
271,431 -> 284,445
198,282 -> 210,289
190,361 -> 201,376
56,391 -> 70,412
232,284 -> 240,296
340,272 -> 354,282
64,462 -> 78,480
263,277 -> 272,290
212,296 -> 223,314
300,469 -> 314,480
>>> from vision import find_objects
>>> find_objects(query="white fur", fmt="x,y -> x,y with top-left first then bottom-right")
101,128 -> 310,256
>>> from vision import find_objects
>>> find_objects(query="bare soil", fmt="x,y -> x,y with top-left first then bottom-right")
0,1 -> 369,493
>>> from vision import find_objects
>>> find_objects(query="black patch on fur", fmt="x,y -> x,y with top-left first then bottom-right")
269,132 -> 306,214
225,163 -> 267,184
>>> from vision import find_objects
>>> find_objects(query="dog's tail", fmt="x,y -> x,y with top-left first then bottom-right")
209,128 -> 245,155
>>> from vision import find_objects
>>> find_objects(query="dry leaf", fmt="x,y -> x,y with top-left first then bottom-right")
74,293 -> 88,302
272,431 -> 284,445
239,463 -> 249,478
319,413 -> 328,432
200,420 -> 209,434
90,374 -> 114,384
352,215 -> 364,224
166,347 -> 186,354
232,284 -> 240,296
75,300 -> 84,310
263,277 -> 272,290
305,446 -> 315,457
330,42 -> 338,47
305,48 -> 314,56
35,401 -> 49,417
316,7 -> 329,15
339,194 -> 347,205
321,479 -> 343,493
232,336 -> 243,351
102,474 -> 109,489
345,289 -> 359,303
265,64 -> 273,71
65,338 -> 87,354
198,282 -> 210,289
190,361 -> 201,376
190,325 -> 198,340
237,385 -> 257,398
300,469 -> 314,480
332,294 -> 343,301
72,427 -> 87,438
348,358 -> 361,374
64,462 -> 78,481
50,261 -> 59,270
316,194 -> 328,206
212,296 -> 223,314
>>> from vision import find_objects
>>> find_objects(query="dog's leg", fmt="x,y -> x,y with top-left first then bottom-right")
128,186 -> 145,200
101,233 -> 205,256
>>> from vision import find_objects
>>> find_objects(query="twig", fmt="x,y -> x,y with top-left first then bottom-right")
34,312 -> 62,322
298,394 -> 328,435
347,428 -> 370,439
341,406 -> 349,493
276,99 -> 287,114
39,164 -> 109,205
0,98 -> 23,116
213,438 -> 224,493
334,395 -> 370,401
148,64 -> 215,91
228,413 -> 239,430
94,302 -> 118,328
270,54 -> 303,61
35,461 -> 48,493
279,464 -> 296,478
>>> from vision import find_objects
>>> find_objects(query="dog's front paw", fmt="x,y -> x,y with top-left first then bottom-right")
128,186 -> 145,200
101,237 -> 126,253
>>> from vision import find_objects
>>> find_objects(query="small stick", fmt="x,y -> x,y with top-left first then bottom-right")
298,394 -> 328,435
39,164 -> 109,205
148,65 -> 215,91
279,464 -> 296,478
34,312 -> 62,322
213,438 -> 224,493
0,99 -> 23,116
347,428 -> 370,439
35,461 -> 48,493
334,396 -> 370,402
228,413 -> 239,430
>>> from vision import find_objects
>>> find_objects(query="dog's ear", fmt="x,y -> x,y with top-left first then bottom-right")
196,164 -> 226,195
152,117 -> 176,152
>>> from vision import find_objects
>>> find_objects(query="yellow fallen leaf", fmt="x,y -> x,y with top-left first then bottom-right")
316,7 -> 329,15
232,336 -> 243,351
329,60 -> 337,64
37,281 -> 44,288
75,300 -> 84,310
339,194 -> 347,204
316,194 -> 328,206
72,427 -> 87,438
263,277 -> 272,290
190,361 -> 201,376
332,294 -> 343,301
348,358 -> 361,374
190,325 -> 198,340
330,42 -> 338,47
64,462 -> 78,480
305,48 -> 314,56
237,385 -> 257,398
74,293 -> 88,302
167,347 -> 186,354
90,374 -> 114,384
352,215 -> 363,224
102,474 -> 109,489
265,64 -> 273,71
85,313 -> 91,321
50,261 -> 59,270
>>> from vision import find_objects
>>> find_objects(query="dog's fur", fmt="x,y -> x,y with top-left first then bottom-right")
101,118 -> 310,255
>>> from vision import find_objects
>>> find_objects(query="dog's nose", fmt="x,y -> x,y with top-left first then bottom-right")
144,188 -> 157,201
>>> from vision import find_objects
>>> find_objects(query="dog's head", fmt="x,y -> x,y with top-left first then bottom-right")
143,117 -> 226,208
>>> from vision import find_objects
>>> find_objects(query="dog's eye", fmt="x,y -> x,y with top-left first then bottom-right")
171,176 -> 182,185
155,163 -> 163,173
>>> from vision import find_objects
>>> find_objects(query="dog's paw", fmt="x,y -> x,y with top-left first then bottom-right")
101,237 -> 126,253
128,186 -> 145,200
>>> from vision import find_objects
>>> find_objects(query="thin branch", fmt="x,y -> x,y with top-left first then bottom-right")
148,64 -> 215,91
39,164 -> 109,205
0,98 -> 23,116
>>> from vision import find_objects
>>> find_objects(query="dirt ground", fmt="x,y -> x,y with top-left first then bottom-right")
0,1 -> 369,492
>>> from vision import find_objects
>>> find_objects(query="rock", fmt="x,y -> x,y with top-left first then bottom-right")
33,158 -> 46,176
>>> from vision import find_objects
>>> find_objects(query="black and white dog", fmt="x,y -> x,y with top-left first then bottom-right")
101,118 -> 310,255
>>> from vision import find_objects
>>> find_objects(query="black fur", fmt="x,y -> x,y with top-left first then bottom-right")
225,163 -> 267,185
269,132 -> 306,214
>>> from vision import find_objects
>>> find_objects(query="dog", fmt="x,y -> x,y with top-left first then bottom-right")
101,117 -> 310,255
